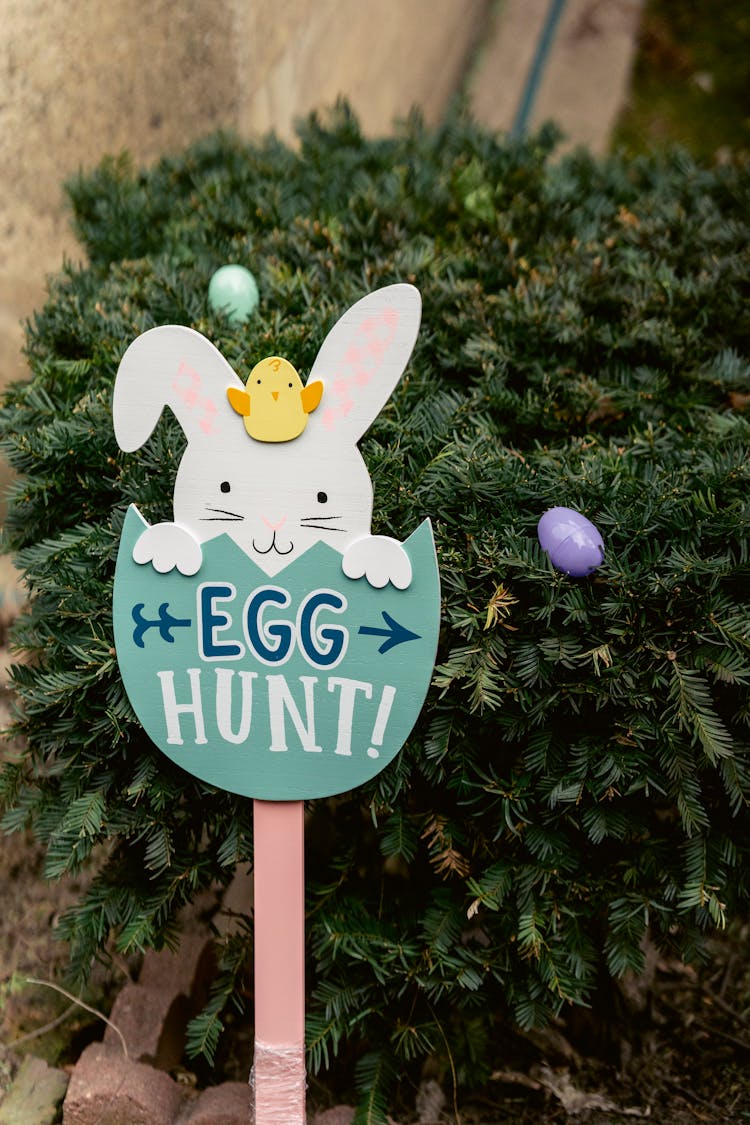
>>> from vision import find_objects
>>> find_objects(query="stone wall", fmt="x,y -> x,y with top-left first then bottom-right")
0,0 -> 489,385
0,0 -> 643,390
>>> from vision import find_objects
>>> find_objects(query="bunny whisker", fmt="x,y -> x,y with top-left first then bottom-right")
300,515 -> 343,522
299,524 -> 348,533
201,507 -> 245,521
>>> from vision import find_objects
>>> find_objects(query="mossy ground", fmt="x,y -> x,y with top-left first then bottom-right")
613,0 -> 750,159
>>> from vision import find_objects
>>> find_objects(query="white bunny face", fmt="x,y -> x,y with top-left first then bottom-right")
113,285 -> 421,584
173,433 -> 373,575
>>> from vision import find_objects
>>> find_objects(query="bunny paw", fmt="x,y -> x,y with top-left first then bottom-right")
342,536 -> 412,590
132,522 -> 203,576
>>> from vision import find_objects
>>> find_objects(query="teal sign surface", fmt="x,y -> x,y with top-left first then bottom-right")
114,505 -> 440,799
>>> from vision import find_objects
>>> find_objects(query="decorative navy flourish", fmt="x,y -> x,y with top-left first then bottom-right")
132,602 -> 192,648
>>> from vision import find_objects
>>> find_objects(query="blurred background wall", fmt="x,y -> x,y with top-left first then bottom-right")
0,0 -> 646,389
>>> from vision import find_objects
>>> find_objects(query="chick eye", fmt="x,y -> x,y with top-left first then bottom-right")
256,379 -> 262,385
288,382 -> 293,388
220,481 -> 231,494
317,491 -> 328,504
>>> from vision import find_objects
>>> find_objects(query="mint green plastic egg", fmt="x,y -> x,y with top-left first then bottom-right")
208,265 -> 259,324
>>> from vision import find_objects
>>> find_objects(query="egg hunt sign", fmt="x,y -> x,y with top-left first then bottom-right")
111,285 -> 440,800
114,506 -> 438,799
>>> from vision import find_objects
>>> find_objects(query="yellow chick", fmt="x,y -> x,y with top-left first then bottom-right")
227,356 -> 323,442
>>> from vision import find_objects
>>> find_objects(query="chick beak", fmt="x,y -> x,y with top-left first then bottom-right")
271,391 -> 279,401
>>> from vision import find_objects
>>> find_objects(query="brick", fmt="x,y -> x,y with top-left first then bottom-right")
63,1042 -> 184,1125
183,1082 -> 254,1124
0,1055 -> 68,1125
310,1108 -> 356,1125
104,933 -> 215,1070
103,982 -> 189,1071
138,933 -> 214,999
212,864 -> 253,939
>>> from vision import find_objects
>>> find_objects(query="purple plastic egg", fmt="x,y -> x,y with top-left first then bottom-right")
537,507 -> 604,577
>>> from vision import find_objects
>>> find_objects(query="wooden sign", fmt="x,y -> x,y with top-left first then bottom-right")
112,285 -> 439,800
112,284 -> 438,1120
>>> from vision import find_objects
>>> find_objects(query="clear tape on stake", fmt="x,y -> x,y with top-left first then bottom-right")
250,1039 -> 307,1124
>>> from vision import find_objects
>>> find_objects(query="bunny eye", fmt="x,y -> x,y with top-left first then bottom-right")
220,481 -> 231,494
317,491 -> 328,504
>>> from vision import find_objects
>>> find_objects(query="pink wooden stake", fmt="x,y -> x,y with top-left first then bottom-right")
253,798 -> 306,1122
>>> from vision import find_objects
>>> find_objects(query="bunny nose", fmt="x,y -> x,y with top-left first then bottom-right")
262,514 -> 287,531
271,391 -> 279,401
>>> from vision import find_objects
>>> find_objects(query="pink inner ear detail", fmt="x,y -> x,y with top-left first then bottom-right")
319,307 -> 401,433
173,361 -> 201,407
199,400 -> 218,435
173,359 -> 218,436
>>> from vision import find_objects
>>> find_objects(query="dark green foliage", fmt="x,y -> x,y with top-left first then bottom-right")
1,105 -> 749,1117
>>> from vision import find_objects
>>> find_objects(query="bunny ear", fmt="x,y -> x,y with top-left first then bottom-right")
113,325 -> 244,452
306,284 -> 421,443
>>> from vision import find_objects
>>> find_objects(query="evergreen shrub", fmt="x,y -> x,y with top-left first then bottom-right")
1,107 -> 749,1112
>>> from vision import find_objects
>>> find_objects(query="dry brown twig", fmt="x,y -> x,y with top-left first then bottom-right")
22,977 -> 129,1057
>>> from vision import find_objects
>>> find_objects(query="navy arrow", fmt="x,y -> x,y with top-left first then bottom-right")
132,602 -> 192,648
358,611 -> 421,655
